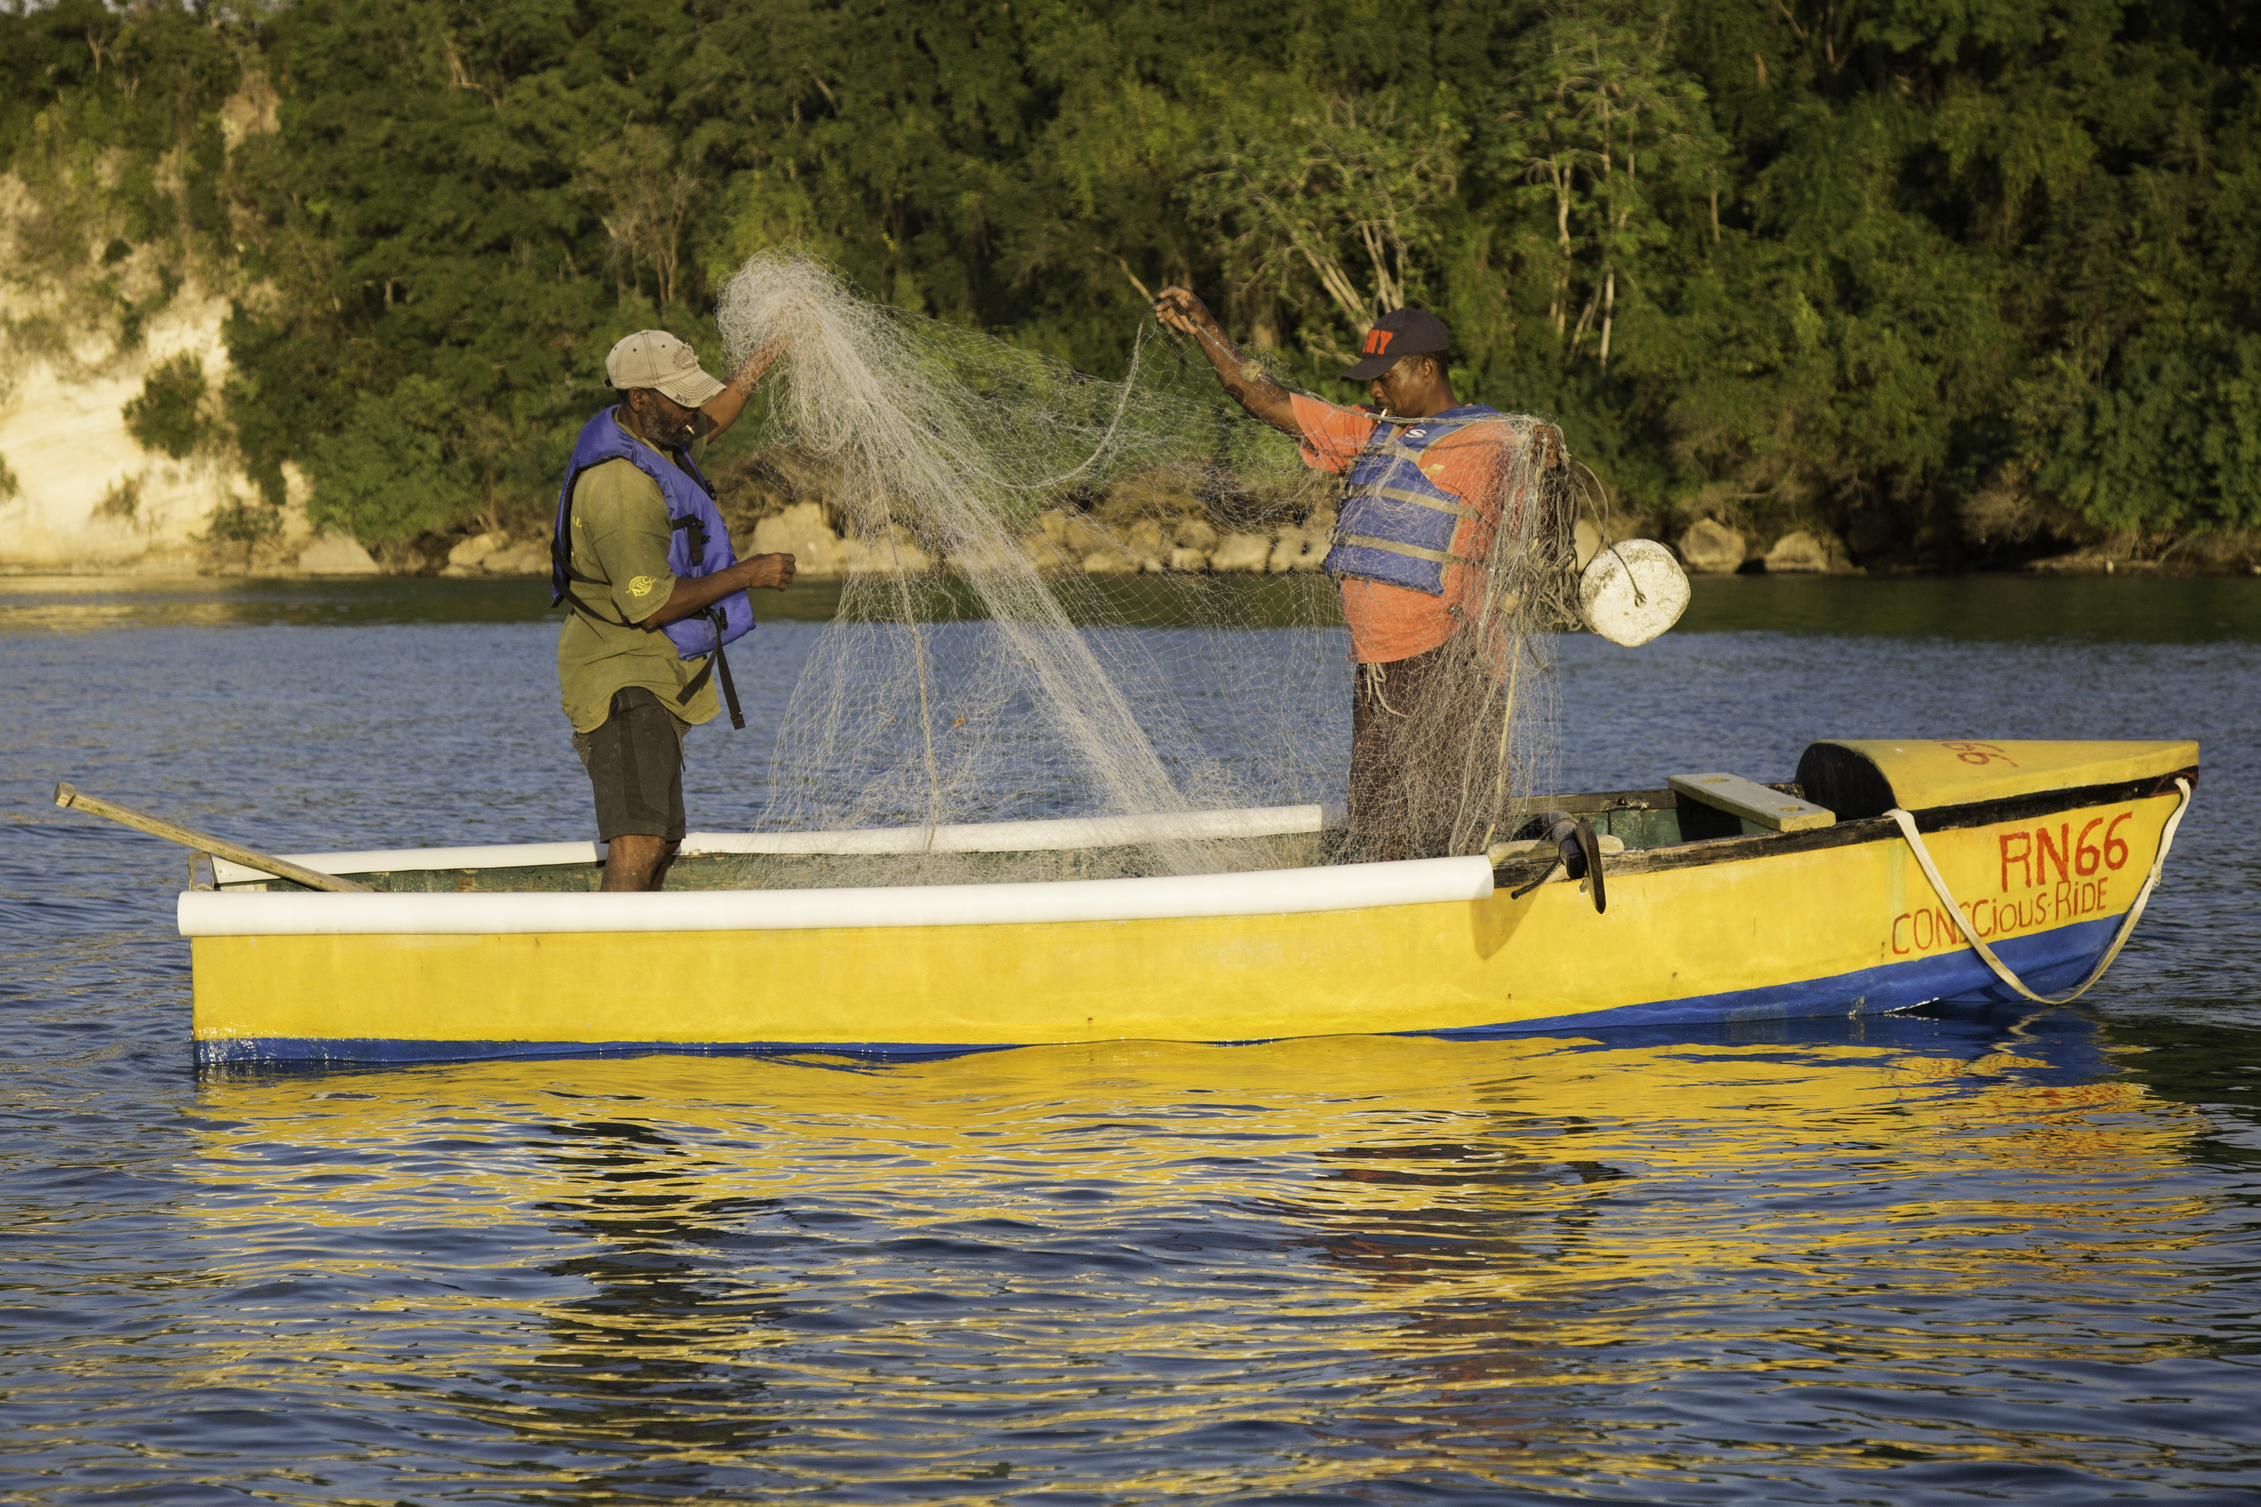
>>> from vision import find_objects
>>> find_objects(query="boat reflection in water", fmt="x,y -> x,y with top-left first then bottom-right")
180,1024 -> 2220,1497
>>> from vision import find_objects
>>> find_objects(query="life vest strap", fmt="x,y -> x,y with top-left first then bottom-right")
1353,484 -> 1489,521
552,475 -> 638,628
675,608 -> 747,730
670,512 -> 710,554
1333,532 -> 1485,569
713,639 -> 746,730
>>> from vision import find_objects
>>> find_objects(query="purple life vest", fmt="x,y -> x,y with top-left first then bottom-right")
551,408 -> 756,657
551,407 -> 756,727
1322,404 -> 1504,597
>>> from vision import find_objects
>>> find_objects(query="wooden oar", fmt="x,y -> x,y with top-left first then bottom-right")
52,782 -> 370,894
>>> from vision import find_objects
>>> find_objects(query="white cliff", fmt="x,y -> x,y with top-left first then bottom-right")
0,78 -> 322,576
0,259 -> 312,573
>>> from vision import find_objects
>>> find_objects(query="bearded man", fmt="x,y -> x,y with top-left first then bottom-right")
550,330 -> 796,891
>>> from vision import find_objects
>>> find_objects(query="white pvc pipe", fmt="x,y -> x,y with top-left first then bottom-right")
678,803 -> 1346,857
178,855 -> 1494,937
208,803 -> 1347,884
211,841 -> 602,887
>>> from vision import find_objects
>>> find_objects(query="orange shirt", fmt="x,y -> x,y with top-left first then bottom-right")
1291,394 -> 1515,664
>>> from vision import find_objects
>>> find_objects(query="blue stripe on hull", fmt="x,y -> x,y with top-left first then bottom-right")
193,914 -> 2122,1069
1435,912 -> 2120,1037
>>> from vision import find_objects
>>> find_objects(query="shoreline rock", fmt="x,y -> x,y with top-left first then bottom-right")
1678,518 -> 1748,574
16,449 -> 2258,579
1761,529 -> 1860,574
298,533 -> 382,575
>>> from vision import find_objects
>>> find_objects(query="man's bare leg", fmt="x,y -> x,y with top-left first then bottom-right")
602,835 -> 680,892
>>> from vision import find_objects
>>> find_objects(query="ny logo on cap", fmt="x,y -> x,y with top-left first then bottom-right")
1361,329 -> 1395,356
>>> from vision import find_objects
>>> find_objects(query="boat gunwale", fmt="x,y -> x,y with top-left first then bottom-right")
1526,767 -> 2201,885
208,770 -> 2199,897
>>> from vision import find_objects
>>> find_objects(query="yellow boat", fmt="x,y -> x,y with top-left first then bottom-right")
184,739 -> 2196,1067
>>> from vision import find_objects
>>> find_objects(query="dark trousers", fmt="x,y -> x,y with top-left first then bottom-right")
1349,637 -> 1497,863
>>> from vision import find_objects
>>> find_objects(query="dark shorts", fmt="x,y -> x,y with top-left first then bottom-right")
572,687 -> 688,843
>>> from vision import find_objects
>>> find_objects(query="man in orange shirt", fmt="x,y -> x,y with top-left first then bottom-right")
1154,288 -> 1522,861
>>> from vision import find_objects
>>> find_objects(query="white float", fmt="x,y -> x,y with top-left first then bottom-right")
1580,539 -> 1692,647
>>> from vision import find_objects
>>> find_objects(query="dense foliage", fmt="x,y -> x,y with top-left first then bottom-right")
5,0 -> 2257,560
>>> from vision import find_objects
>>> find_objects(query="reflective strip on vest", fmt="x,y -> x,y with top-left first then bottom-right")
1355,485 -> 1489,520
1334,532 -> 1485,568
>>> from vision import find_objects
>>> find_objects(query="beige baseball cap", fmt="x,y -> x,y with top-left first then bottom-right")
605,330 -> 725,407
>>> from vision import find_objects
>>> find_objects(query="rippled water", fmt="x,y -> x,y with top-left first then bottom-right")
4,574 -> 2259,1503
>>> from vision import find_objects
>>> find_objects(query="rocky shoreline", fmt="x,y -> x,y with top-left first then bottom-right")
84,508 -> 2248,582
10,446 -> 2258,581
13,514 -> 2258,580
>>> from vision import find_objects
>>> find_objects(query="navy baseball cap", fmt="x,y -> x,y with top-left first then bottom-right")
1342,308 -> 1451,381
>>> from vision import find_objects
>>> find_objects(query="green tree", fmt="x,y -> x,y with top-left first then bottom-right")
11,0 -> 2255,559
122,353 -> 212,459
1493,1 -> 1721,369
1187,87 -> 1467,369
306,377 -> 473,542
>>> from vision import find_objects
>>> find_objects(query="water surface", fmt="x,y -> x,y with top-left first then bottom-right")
3,574 -> 2258,1503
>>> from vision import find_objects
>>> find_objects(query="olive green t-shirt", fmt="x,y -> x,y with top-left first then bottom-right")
556,413 -> 722,734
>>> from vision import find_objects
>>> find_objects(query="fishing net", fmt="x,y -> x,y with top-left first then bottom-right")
714,251 -> 1581,883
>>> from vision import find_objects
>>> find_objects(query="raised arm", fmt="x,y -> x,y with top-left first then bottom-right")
700,341 -> 784,442
1153,288 -> 1299,436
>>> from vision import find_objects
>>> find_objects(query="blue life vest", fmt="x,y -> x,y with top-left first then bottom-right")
551,408 -> 755,726
1322,404 -> 1505,597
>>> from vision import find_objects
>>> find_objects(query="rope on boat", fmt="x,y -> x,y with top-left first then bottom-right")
1887,776 -> 2192,1006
